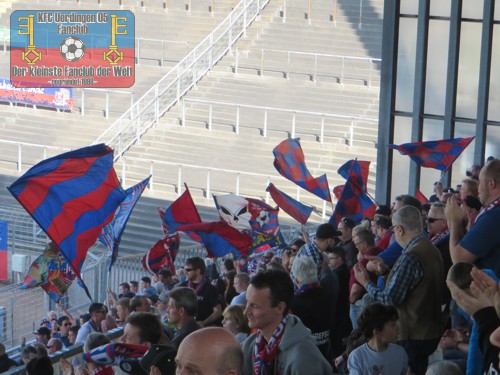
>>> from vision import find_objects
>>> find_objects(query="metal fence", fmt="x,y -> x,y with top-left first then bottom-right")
95,0 -> 270,161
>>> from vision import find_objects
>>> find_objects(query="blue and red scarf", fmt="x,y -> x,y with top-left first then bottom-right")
253,316 -> 287,375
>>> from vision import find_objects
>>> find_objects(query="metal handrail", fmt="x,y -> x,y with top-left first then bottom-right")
95,0 -> 270,161
235,47 -> 381,86
0,140 -> 71,172
180,98 -> 377,145
80,88 -> 134,119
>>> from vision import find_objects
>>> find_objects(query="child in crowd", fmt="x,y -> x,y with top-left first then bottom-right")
347,303 -> 409,375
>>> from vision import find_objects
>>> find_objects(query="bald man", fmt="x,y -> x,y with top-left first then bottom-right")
175,327 -> 243,375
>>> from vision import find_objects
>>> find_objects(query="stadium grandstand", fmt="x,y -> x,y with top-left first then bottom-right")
0,0 -> 498,373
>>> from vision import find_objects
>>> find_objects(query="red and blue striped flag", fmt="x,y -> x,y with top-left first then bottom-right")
163,185 -> 202,234
266,183 -> 313,225
176,221 -> 253,258
388,137 -> 474,172
8,144 -> 127,300
273,138 -> 331,202
100,176 -> 151,271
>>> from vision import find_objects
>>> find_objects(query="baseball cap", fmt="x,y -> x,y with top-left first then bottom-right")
120,345 -> 176,375
375,205 -> 392,217
34,327 -> 51,336
143,293 -> 158,304
315,223 -> 341,239
157,292 -> 169,304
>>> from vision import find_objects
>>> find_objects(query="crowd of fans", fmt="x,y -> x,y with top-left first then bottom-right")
2,158 -> 500,374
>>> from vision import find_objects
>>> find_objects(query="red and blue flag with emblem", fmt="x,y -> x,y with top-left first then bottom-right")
273,138 -> 331,202
100,176 -> 151,271
8,144 -> 127,300
388,137 -> 474,172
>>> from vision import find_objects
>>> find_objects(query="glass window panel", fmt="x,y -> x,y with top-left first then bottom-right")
430,0 -> 451,18
462,0 -> 484,19
456,22 -> 481,119
395,17 -> 418,113
450,122 -> 477,188
420,119 -> 445,197
424,20 -> 450,116
400,0 -> 418,15
486,125 -> 500,160
496,2 -> 500,21
390,116 -> 412,200
489,25 -> 500,121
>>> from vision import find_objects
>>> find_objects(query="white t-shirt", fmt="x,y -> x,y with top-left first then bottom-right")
348,342 -> 409,375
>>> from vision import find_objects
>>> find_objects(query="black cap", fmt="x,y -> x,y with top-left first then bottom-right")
120,345 -> 176,375
375,205 -> 392,217
34,327 -> 51,336
143,293 -> 158,304
464,196 -> 482,211
315,224 -> 341,239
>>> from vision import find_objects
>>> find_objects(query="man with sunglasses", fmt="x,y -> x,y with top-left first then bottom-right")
75,303 -> 108,344
179,257 -> 222,327
53,316 -> 72,347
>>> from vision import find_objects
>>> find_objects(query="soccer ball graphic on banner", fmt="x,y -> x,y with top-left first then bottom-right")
60,36 -> 86,62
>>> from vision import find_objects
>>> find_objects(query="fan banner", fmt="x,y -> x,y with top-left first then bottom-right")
10,10 -> 135,88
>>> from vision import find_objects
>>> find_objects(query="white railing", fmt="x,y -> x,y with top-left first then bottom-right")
136,38 -> 190,67
0,140 -> 71,172
282,0 -> 368,28
180,98 -> 378,146
121,156 -> 331,218
234,48 -> 381,86
80,88 -> 134,119
95,0 -> 270,161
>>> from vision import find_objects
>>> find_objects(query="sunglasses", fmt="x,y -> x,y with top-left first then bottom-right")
427,217 -> 445,223
184,268 -> 195,272
63,323 -> 72,327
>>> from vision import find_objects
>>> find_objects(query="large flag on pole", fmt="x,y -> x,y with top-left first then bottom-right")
273,138 -> 331,202
266,183 -> 313,225
8,144 -> 127,300
21,242 -> 76,303
330,159 -> 376,226
99,176 -> 151,271
0,221 -> 7,281
388,137 -> 474,172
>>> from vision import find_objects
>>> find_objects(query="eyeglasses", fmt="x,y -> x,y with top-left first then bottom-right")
427,217 -> 445,223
